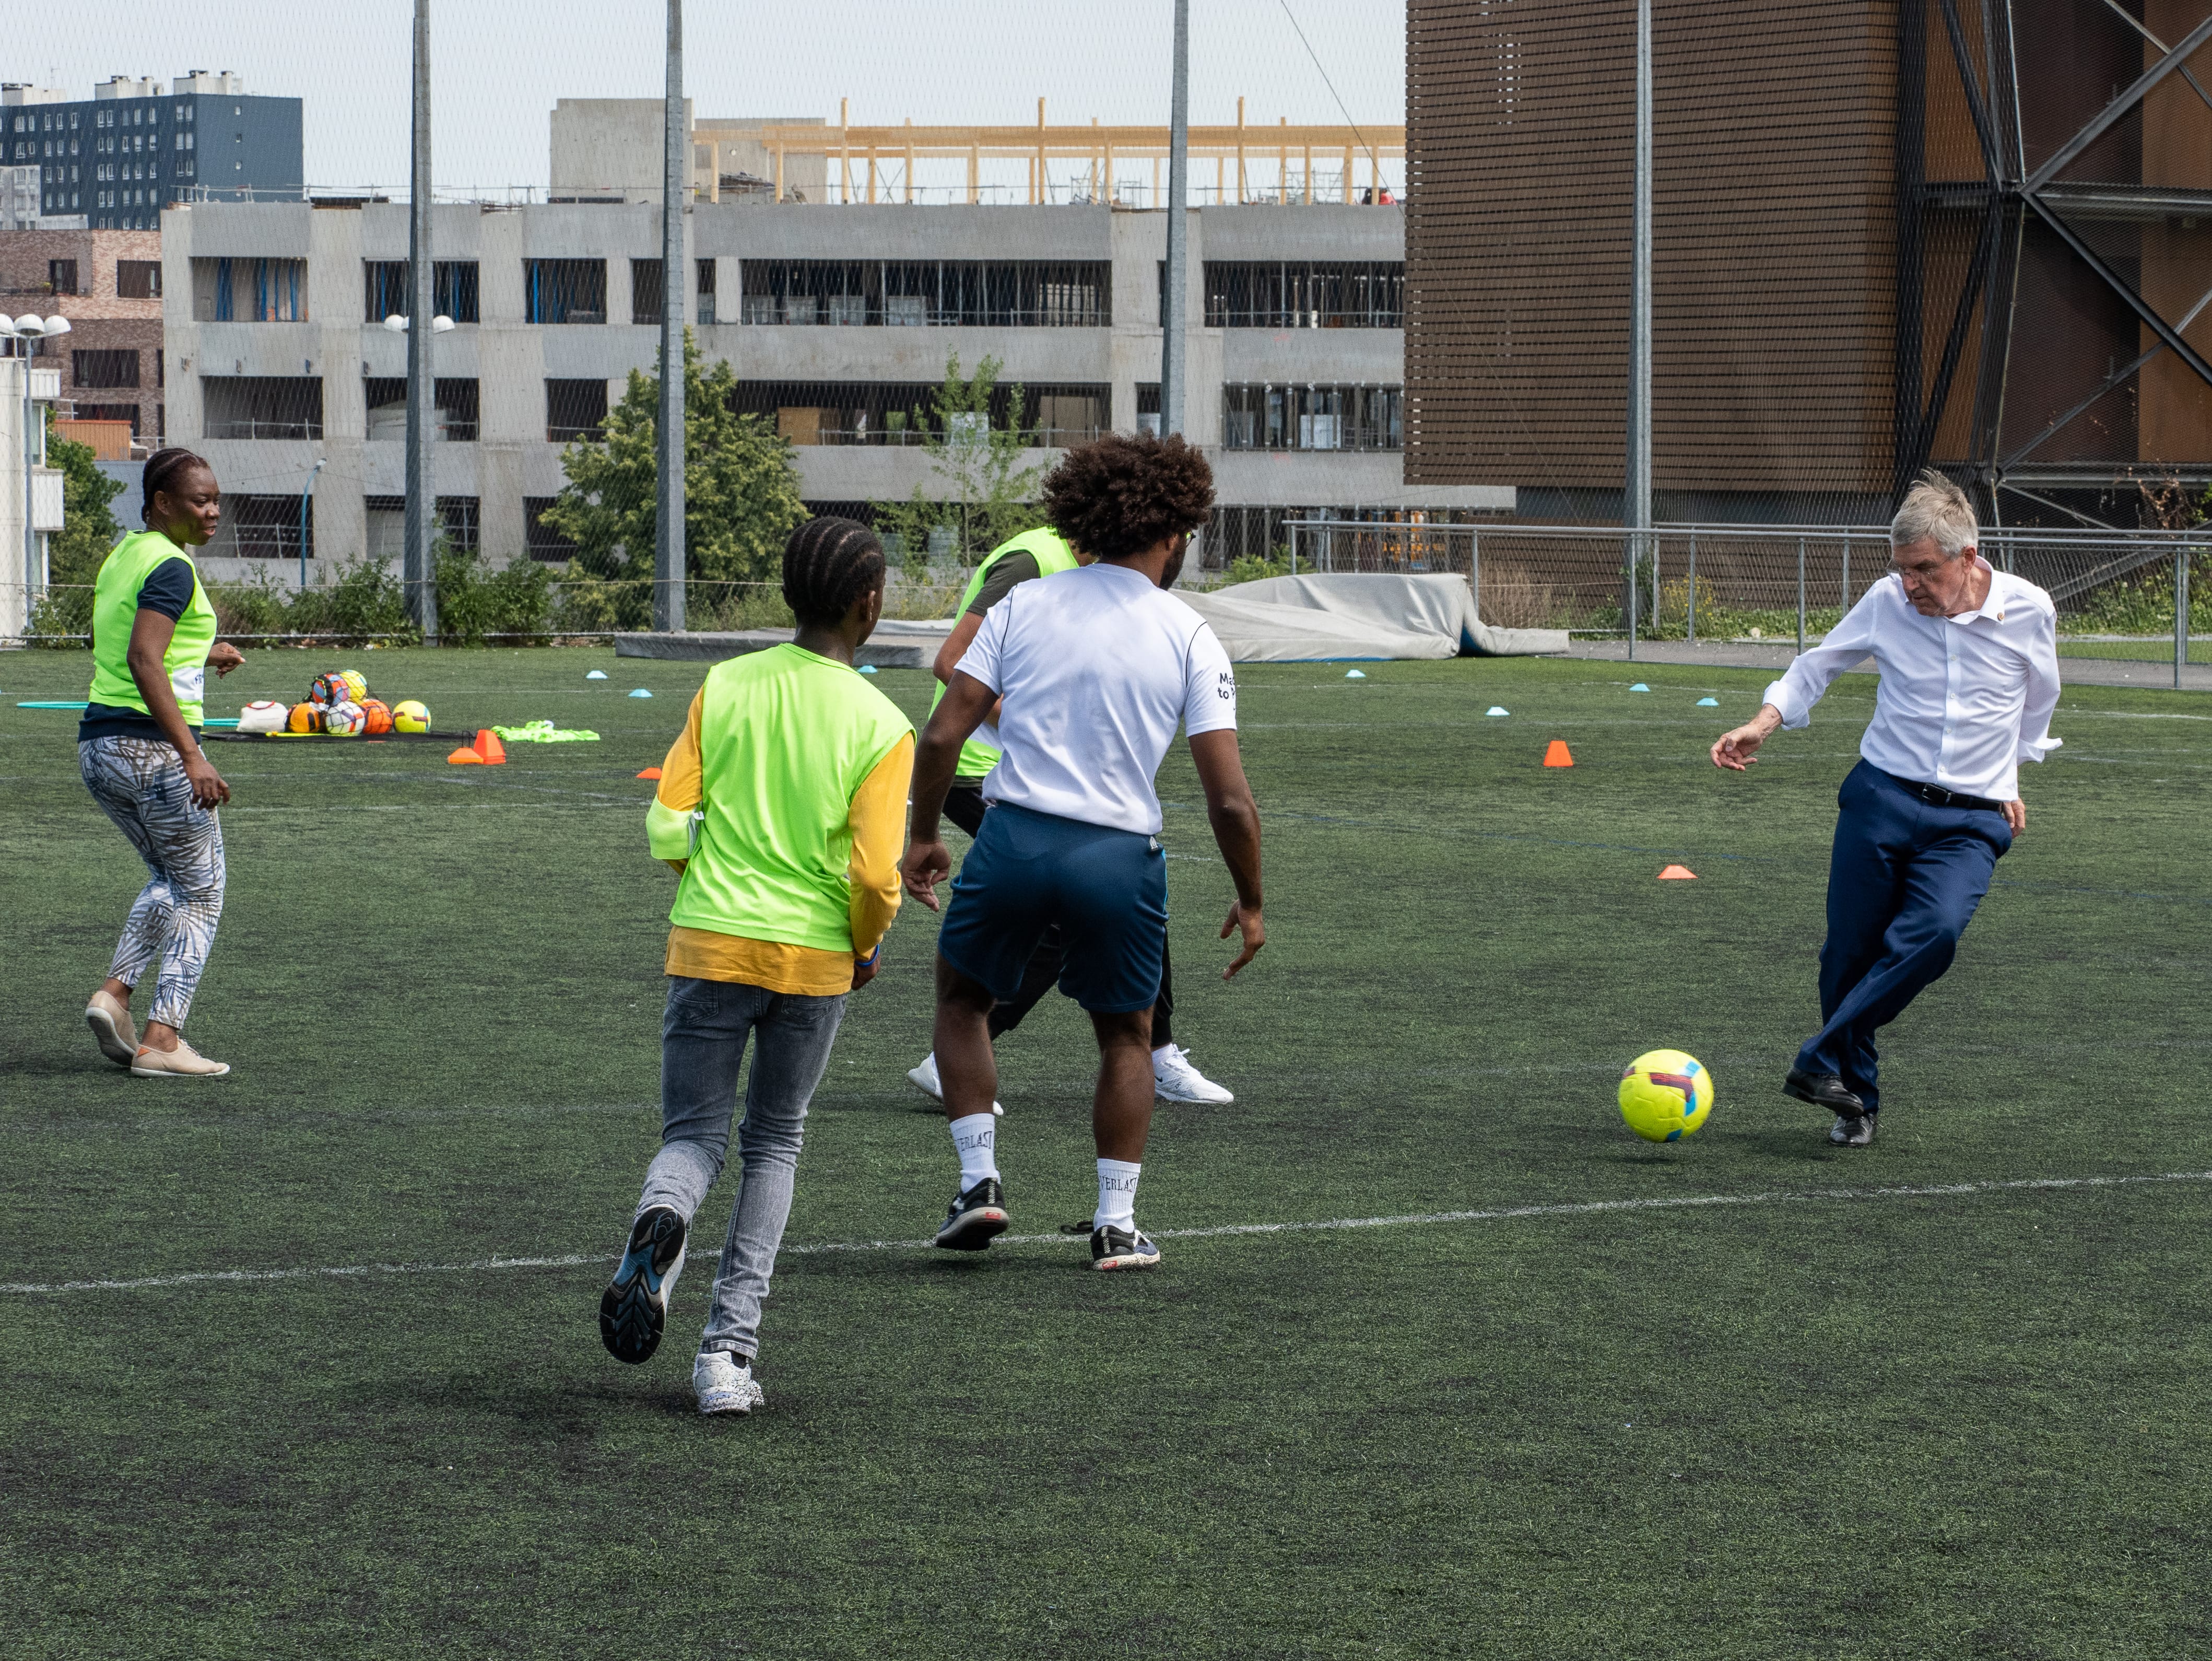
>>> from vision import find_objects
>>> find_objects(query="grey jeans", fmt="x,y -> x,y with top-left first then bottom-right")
636,975 -> 846,1360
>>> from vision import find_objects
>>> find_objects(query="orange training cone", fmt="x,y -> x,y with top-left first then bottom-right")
473,729 -> 507,765
1658,864 -> 1698,880
1543,740 -> 1574,767
637,766 -> 663,781
447,747 -> 485,765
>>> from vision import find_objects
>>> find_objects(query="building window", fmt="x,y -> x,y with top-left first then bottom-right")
1221,384 -> 1403,451
116,260 -> 161,299
74,401 -> 143,437
737,260 -> 1110,327
200,376 -> 324,440
436,496 -> 479,554
363,377 -> 480,441
192,256 -> 308,322
525,497 -> 580,563
72,349 -> 140,389
217,494 -> 314,560
697,258 -> 716,325
1183,261 -> 1406,329
48,259 -> 79,296
726,380 -> 1108,448
525,259 -> 606,324
631,258 -> 666,325
546,379 -> 609,441
362,260 -> 480,324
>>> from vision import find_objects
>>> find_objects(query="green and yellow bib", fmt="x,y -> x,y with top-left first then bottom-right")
933,526 -> 1080,779
87,531 -> 218,728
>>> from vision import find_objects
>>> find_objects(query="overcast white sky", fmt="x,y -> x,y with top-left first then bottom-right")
14,1 -> 1404,192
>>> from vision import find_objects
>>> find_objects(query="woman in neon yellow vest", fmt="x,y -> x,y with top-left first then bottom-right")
597,517 -> 915,1416
79,448 -> 243,1079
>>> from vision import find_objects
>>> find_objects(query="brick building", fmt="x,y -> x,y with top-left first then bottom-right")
0,226 -> 165,449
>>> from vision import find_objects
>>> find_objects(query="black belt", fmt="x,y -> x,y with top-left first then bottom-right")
1886,771 -> 2001,814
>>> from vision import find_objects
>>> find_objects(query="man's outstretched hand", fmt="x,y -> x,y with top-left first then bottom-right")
1711,705 -> 1784,773
900,840 -> 952,912
1219,900 -> 1265,979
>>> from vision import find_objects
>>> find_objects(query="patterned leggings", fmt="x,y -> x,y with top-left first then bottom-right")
80,736 -> 227,1031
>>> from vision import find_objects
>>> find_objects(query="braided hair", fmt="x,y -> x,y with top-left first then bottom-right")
782,516 -> 886,627
142,447 -> 213,523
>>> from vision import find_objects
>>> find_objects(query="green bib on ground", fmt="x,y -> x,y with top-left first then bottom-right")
670,644 -> 912,953
933,526 -> 1080,779
87,531 -> 219,727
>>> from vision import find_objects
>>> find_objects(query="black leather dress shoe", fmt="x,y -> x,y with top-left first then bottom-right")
1829,1114 -> 1877,1147
1783,1069 -> 1867,1118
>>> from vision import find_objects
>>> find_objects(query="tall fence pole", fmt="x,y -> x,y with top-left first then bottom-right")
1686,533 -> 1697,643
1796,535 -> 1807,654
403,0 -> 438,641
2179,543 -> 2191,691
654,0 -> 687,634
1627,532 -> 1639,658
1841,536 -> 1851,611
1469,525 -> 1481,624
1160,0 -> 1190,436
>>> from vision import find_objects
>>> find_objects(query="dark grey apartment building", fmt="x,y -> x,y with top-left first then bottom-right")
2,72 -> 302,231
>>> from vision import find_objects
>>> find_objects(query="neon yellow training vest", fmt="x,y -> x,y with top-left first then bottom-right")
932,526 -> 1080,779
87,531 -> 219,728
669,644 -> 914,953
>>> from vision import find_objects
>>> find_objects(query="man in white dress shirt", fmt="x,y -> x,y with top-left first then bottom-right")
1710,472 -> 2062,1145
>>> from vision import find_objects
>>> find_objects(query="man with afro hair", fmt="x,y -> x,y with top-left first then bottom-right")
901,433 -> 1266,1271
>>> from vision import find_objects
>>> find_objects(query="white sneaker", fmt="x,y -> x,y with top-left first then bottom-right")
693,1350 -> 766,1416
130,1038 -> 231,1079
906,1051 -> 1004,1117
86,990 -> 137,1067
1152,1045 -> 1233,1104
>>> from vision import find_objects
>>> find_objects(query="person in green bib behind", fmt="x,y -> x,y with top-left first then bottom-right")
902,524 -> 1237,1113
79,448 -> 243,1080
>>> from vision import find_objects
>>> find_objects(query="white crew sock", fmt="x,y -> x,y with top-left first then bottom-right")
949,1113 -> 1000,1189
1095,1158 -> 1142,1233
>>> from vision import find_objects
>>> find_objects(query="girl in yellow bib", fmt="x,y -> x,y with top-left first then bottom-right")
597,517 -> 914,1415
80,449 -> 242,1079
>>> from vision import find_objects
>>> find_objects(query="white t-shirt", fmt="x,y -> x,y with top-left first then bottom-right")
956,560 -> 1238,835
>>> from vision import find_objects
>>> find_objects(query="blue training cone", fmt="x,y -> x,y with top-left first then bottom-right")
1346,669 -> 1367,679
629,688 -> 654,699
586,670 -> 608,680
1697,696 -> 1719,707
1629,682 -> 1651,692
1486,706 -> 1509,717
858,665 -> 878,675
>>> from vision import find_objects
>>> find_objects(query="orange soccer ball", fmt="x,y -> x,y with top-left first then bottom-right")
287,701 -> 321,733
360,698 -> 394,735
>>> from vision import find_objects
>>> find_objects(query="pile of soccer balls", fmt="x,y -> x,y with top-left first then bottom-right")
243,669 -> 430,737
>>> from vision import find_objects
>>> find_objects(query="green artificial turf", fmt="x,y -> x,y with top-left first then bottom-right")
4,646 -> 2210,1659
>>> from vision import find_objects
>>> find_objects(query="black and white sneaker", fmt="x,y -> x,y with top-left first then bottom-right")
934,1177 -> 1009,1251
1830,1113 -> 1877,1148
1090,1224 -> 1162,1271
598,1205 -> 687,1365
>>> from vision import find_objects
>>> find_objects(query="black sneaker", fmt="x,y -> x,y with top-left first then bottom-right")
1783,1068 -> 1867,1118
599,1205 -> 687,1365
1090,1224 -> 1162,1271
934,1177 -> 1009,1251
1829,1113 -> 1877,1148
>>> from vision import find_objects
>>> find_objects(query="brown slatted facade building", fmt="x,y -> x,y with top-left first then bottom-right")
1407,0 -> 2212,528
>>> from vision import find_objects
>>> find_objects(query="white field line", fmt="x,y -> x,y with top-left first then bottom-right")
5,1169 -> 2208,1298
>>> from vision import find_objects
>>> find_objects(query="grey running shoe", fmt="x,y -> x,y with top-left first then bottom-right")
1090,1225 -> 1162,1271
693,1350 -> 764,1416
934,1177 -> 1009,1251
1830,1113 -> 1877,1148
599,1206 -> 687,1364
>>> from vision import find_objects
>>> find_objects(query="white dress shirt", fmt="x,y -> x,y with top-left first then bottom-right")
1762,557 -> 2062,802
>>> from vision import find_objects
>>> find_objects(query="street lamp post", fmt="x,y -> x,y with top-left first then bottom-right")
1,313 -> 71,610
298,457 -> 325,590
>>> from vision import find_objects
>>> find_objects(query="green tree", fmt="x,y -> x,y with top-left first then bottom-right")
543,329 -> 807,630
27,417 -> 127,644
875,354 -> 1045,569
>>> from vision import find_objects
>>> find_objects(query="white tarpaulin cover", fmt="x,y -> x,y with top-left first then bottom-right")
1178,574 -> 1569,662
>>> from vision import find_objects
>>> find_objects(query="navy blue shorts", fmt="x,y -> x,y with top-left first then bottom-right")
936,802 -> 1168,1014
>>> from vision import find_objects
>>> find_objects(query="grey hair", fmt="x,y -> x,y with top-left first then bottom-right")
1889,469 -> 1978,557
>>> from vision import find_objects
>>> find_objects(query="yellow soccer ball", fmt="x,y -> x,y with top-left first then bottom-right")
391,699 -> 430,734
1618,1049 -> 1715,1143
